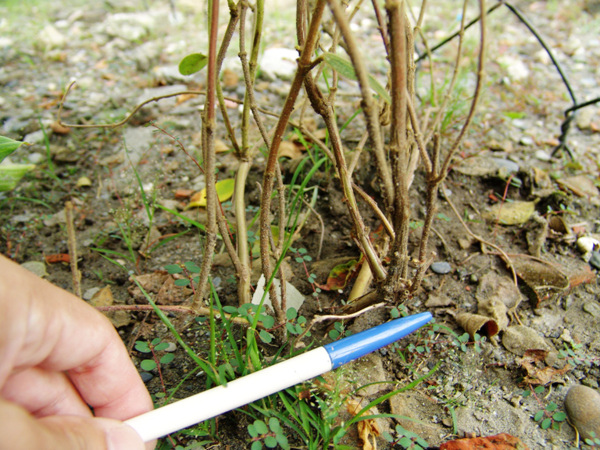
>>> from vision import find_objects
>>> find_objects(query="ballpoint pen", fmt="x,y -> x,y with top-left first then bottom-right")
126,311 -> 432,442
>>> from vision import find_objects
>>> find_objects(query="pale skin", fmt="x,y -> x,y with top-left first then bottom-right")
0,255 -> 156,449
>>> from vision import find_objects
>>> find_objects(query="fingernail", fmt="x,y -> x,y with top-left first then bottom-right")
105,423 -> 145,450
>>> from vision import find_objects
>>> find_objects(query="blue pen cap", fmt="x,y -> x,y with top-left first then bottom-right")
323,312 -> 432,369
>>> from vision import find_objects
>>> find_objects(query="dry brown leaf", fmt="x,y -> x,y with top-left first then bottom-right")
518,349 -> 571,385
215,139 -> 230,153
456,312 -> 500,339
175,93 -> 198,106
278,140 -> 303,159
511,256 -> 569,306
346,398 -> 381,450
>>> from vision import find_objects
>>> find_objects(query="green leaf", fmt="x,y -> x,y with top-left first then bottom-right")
154,342 -> 169,351
140,359 -> 157,371
0,164 -> 35,191
250,441 -> 262,450
534,386 -> 545,394
174,279 -> 191,287
184,261 -> 201,273
322,53 -> 390,104
546,402 -> 558,412
134,341 -> 151,353
275,433 -> 289,449
264,436 -> 278,448
259,330 -> 273,343
164,264 -> 183,274
248,424 -> 258,438
0,135 -> 28,163
541,418 -> 552,429
534,410 -> 544,422
286,307 -> 298,320
254,420 -> 268,435
178,53 -> 208,76
260,314 -> 275,329
553,412 -> 567,422
268,418 -> 280,433
160,353 -> 175,364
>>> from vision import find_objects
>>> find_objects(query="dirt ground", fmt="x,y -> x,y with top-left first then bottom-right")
1,0 -> 599,448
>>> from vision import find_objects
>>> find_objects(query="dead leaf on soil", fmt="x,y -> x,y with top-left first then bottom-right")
483,200 -> 536,225
129,271 -> 193,304
316,258 -> 360,291
557,175 -> 600,198
477,298 -> 509,332
439,433 -> 530,450
186,178 -> 235,209
89,286 -> 131,328
278,140 -> 303,159
214,139 -> 230,153
476,272 -> 523,314
44,253 -> 71,264
510,256 -> 569,307
456,312 -> 500,339
346,398 -> 381,450
518,349 -> 571,386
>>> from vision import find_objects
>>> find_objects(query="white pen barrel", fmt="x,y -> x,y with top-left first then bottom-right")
126,347 -> 333,442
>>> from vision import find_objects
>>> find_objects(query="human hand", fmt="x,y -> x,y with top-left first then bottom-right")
0,255 -> 155,449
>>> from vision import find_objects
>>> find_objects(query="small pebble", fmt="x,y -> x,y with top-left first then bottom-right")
140,372 -> 154,383
430,261 -> 452,274
164,342 -> 177,352
564,385 -> 600,441
534,150 -> 552,161
583,302 -> 600,318
589,251 -> 600,270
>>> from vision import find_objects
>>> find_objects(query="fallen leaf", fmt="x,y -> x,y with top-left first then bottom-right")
511,256 -> 569,306
346,398 -> 381,450
45,253 -> 70,264
557,175 -> 599,198
76,176 -> 92,187
174,188 -> 194,199
483,201 -> 536,225
278,140 -> 303,159
129,271 -> 193,305
175,93 -> 198,106
186,178 -> 235,209
440,433 -> 530,449
518,349 -> 571,385
456,312 -> 500,339
316,259 -> 359,291
215,139 -> 230,153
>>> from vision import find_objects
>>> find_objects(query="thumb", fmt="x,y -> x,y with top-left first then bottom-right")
0,397 -> 150,450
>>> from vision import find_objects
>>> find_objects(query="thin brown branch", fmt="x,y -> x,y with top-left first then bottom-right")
259,0 -> 327,324
327,0 -> 393,211
437,0 -> 486,182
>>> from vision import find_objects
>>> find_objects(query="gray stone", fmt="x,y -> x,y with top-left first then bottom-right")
564,385 -> 600,441
583,302 -> 600,318
430,261 -> 452,274
589,251 -> 600,270
21,261 -> 47,278
260,48 -> 298,80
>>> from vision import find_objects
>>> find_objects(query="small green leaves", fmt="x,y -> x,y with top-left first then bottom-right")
178,53 -> 208,75
322,52 -> 390,104
248,418 -> 289,450
0,135 -> 34,192
0,135 -> 28,163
